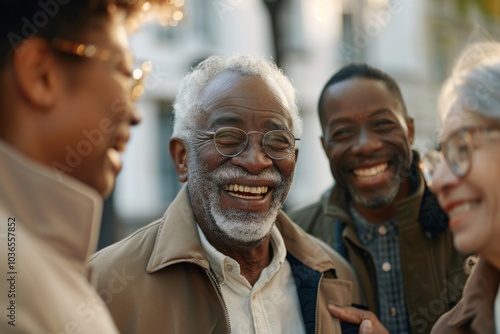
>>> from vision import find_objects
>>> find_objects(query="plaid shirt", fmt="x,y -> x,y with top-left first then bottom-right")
349,204 -> 411,334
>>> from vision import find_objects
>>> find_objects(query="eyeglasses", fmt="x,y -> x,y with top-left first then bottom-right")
199,127 -> 300,160
50,38 -> 152,102
420,126 -> 500,187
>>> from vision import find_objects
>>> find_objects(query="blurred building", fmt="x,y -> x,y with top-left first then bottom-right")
104,0 -> 500,242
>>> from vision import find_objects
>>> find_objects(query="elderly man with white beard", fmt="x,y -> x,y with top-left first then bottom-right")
88,55 -> 369,334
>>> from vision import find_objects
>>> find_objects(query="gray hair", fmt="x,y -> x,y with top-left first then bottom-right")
439,41 -> 500,122
172,55 -> 303,140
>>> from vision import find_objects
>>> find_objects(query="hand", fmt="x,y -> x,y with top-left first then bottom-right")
328,304 -> 389,334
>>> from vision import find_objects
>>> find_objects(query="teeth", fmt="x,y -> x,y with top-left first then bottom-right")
354,163 -> 388,178
229,193 -> 262,199
449,201 -> 478,217
223,184 -> 269,197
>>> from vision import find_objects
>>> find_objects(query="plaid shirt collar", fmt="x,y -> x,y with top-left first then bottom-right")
348,202 -> 398,245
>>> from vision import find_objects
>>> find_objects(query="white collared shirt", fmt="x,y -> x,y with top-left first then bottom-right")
198,224 -> 306,334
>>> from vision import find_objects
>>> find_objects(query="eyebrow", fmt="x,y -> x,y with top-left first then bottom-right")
369,108 -> 394,117
207,115 -> 245,129
328,108 -> 395,127
438,126 -> 477,147
207,115 -> 289,131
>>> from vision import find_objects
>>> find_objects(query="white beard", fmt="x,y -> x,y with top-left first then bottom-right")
187,150 -> 294,245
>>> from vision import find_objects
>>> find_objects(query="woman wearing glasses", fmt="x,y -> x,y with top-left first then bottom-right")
420,41 -> 500,333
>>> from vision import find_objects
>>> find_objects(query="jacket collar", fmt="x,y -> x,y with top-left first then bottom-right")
0,141 -> 103,264
146,186 -> 209,273
446,258 -> 499,328
147,185 -> 339,274
276,210 -> 340,273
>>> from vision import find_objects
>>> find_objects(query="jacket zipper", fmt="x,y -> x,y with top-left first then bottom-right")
207,267 -> 232,333
314,273 -> 323,334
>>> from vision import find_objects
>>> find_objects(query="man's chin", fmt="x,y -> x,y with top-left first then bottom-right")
354,197 -> 389,208
213,215 -> 275,248
217,220 -> 272,241
73,170 -> 115,199
97,173 -> 116,199
350,190 -> 397,208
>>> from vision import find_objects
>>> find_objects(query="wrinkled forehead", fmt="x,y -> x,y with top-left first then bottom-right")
200,71 -> 289,105
198,70 -> 293,125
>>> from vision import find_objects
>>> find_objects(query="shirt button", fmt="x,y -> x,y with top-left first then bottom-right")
378,225 -> 387,235
390,307 -> 397,317
226,264 -> 233,272
382,262 -> 392,272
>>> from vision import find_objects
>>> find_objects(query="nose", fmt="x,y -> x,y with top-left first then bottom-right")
130,104 -> 142,126
232,135 -> 273,174
428,158 -> 460,196
351,128 -> 382,155
113,95 -> 142,125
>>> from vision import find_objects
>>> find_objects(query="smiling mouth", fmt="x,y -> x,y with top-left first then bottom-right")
448,200 -> 480,217
222,184 -> 270,199
353,163 -> 388,178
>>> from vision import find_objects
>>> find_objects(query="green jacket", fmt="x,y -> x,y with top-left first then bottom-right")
89,186 -> 361,334
288,156 -> 469,334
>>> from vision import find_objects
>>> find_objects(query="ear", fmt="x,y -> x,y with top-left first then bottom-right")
294,148 -> 299,161
406,116 -> 415,145
169,137 -> 189,183
13,38 -> 59,110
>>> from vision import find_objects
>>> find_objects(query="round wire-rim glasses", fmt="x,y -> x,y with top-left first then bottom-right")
50,38 -> 152,102
420,126 -> 500,187
198,127 -> 300,160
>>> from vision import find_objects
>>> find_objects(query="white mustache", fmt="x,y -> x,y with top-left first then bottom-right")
212,167 -> 282,184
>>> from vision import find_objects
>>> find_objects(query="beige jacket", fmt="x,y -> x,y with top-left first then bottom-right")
89,186 -> 361,334
431,258 -> 499,333
0,141 -> 118,334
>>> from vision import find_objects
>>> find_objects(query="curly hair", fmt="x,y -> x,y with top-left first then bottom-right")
172,55 -> 303,140
0,0 -> 177,62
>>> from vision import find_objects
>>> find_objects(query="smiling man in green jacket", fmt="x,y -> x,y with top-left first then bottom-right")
288,63 -> 469,334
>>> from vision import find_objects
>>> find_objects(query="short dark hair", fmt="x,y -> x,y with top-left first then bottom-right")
317,63 -> 408,124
